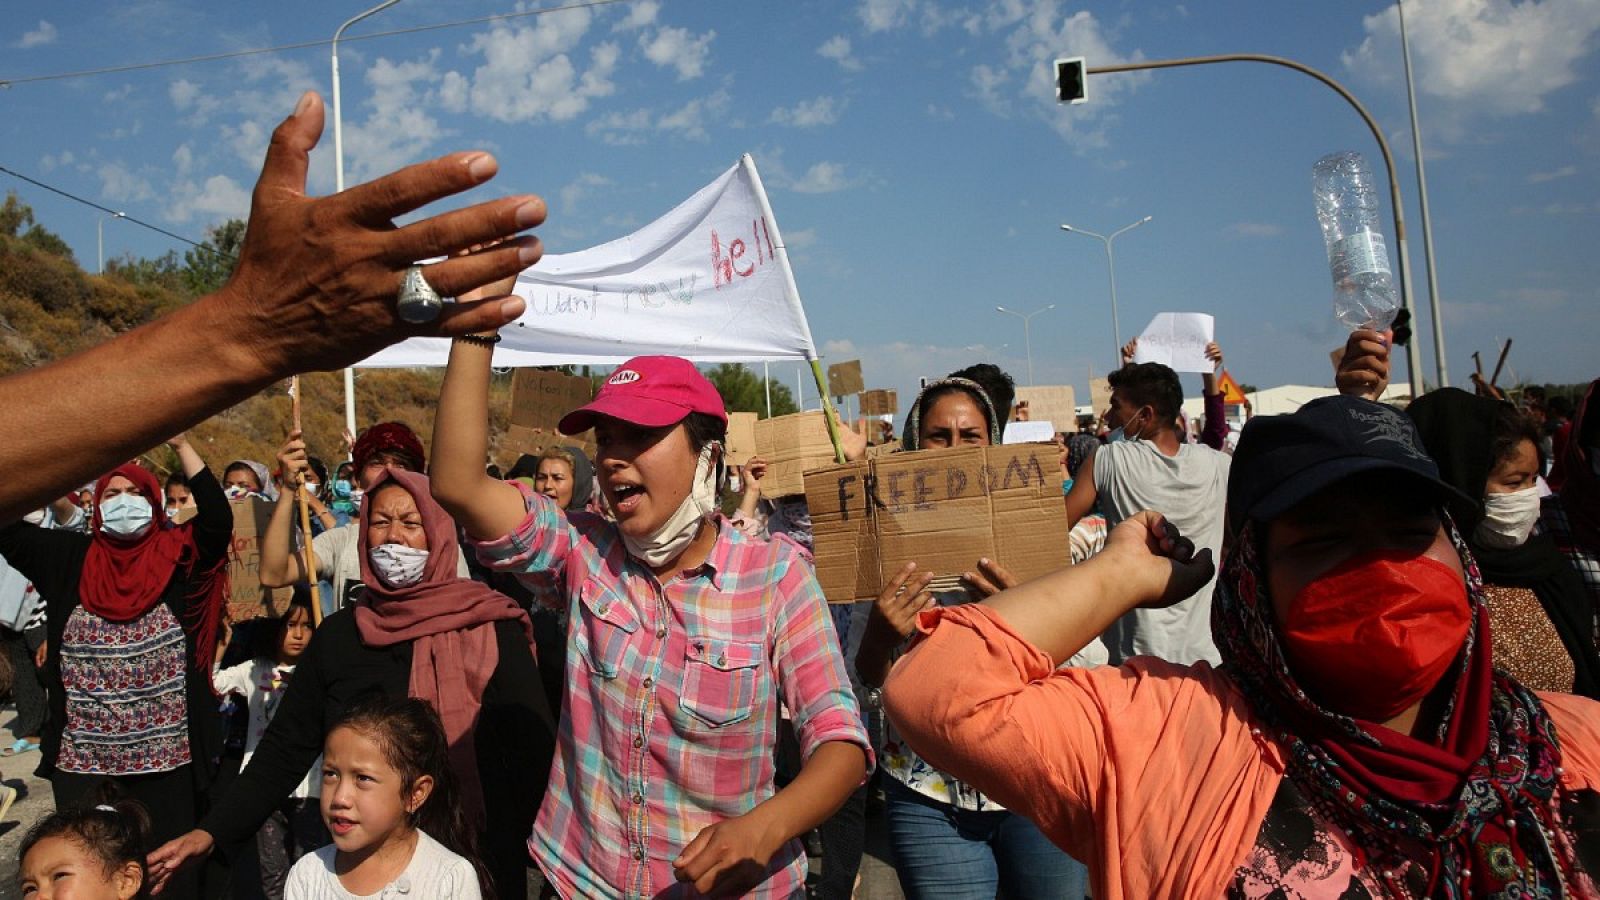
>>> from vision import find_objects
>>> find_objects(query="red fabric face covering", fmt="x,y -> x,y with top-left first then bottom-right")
1282,549 -> 1471,722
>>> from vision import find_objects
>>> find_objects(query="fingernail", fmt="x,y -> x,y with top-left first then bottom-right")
293,92 -> 314,118
517,241 -> 541,265
514,199 -> 544,229
979,557 -> 989,565
467,153 -> 496,181
499,296 -> 525,318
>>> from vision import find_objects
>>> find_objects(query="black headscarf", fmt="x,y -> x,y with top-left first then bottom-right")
1407,388 -> 1599,698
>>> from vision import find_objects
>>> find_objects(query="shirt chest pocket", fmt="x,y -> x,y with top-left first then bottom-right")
678,639 -> 764,729
575,580 -> 639,680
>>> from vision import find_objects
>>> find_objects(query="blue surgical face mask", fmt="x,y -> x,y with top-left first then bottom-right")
1105,427 -> 1126,443
100,494 -> 154,540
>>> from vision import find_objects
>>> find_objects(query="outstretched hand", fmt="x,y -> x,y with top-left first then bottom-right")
213,91 -> 545,378
1334,329 -> 1391,400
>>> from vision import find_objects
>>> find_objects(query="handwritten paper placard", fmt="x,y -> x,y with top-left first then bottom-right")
1133,312 -> 1215,373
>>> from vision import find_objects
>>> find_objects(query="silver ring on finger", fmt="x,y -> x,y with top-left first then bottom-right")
397,265 -> 444,324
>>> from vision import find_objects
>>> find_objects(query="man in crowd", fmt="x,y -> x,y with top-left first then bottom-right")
1064,361 -> 1230,665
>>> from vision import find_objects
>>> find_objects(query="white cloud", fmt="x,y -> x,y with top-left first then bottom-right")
859,0 -> 918,32
459,10 -> 619,124
1344,0 -> 1600,128
789,161 -> 856,194
102,84 -> 134,103
613,1 -> 660,32
169,79 -> 202,110
167,174 -> 251,224
926,103 -> 955,120
785,228 -> 818,250
98,163 -> 154,203
1225,222 -> 1283,238
818,35 -> 863,72
39,150 -> 74,172
560,172 -> 612,214
438,71 -> 470,113
15,20 -> 57,49
340,52 -> 454,183
1527,164 -> 1578,183
639,26 -> 715,81
586,90 -> 730,144
770,96 -> 844,128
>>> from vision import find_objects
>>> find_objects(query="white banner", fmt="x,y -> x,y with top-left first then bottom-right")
359,155 -> 818,368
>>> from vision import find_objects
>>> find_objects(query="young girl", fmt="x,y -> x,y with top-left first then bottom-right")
285,697 -> 487,900
431,321 -> 871,897
212,602 -> 326,900
18,791 -> 152,900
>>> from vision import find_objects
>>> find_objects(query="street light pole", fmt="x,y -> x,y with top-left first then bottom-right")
332,0 -> 403,449
1079,53 -> 1429,398
1397,0 -> 1447,388
1060,216 -> 1152,367
995,304 -> 1055,386
96,211 -> 125,275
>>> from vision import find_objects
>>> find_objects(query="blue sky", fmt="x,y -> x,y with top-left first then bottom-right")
3,0 -> 1597,421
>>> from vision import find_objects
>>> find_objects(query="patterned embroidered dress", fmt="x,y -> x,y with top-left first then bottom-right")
57,604 -> 191,774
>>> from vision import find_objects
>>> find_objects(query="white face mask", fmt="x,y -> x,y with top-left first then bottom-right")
368,543 -> 430,588
99,494 -> 154,540
613,443 -> 720,568
1475,486 -> 1542,549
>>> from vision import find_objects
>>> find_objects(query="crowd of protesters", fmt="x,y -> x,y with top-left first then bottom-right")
0,91 -> 1597,900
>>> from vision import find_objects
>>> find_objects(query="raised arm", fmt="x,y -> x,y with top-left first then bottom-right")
0,91 -> 544,524
429,274 -> 530,542
258,431 -> 310,589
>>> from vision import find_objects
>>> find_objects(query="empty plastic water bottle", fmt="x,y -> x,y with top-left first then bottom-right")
1312,151 -> 1399,331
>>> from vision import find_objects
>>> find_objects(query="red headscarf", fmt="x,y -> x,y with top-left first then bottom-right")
351,422 -> 426,474
79,463 -> 229,670
351,468 -> 531,828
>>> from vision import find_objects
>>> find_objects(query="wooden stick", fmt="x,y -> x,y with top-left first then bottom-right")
1488,339 -> 1513,388
291,377 -> 324,626
1472,351 -> 1483,379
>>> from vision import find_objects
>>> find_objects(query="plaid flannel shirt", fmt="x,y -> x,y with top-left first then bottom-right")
476,485 -> 870,899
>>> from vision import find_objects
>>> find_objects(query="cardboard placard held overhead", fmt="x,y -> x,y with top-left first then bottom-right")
1089,377 -> 1113,421
227,497 -> 295,622
826,360 -> 865,398
805,443 -> 1069,603
860,389 -> 898,417
510,369 -> 593,433
725,412 -> 759,466
753,411 -> 838,498
1014,386 -> 1076,434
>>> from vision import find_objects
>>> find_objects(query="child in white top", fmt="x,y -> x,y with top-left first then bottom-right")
285,696 -> 485,900
212,602 -> 325,899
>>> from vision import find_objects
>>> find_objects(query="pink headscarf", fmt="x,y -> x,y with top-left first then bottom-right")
352,468 -> 531,828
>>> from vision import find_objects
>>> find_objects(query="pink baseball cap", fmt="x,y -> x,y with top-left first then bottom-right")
559,356 -> 728,435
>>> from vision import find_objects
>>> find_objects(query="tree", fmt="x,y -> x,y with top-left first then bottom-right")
182,218 -> 246,296
0,192 -> 75,263
704,363 -> 798,418
107,249 -> 185,293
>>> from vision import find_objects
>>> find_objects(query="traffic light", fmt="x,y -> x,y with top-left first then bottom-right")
1055,57 -> 1087,105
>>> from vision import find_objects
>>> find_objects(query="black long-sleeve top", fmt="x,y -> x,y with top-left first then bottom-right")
199,606 -> 557,864
0,467 -> 233,786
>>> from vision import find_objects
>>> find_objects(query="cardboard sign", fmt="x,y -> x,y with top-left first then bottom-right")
805,444 -> 1069,603
725,412 -> 759,465
826,360 -> 864,398
860,389 -> 898,417
510,369 -> 592,433
170,505 -> 198,525
1013,386 -> 1076,434
228,497 -> 295,622
1089,377 -> 1113,420
753,411 -> 839,498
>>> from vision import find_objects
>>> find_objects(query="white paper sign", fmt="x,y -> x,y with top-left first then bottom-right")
358,155 -> 818,368
1002,421 -> 1057,444
1132,312 -> 1215,373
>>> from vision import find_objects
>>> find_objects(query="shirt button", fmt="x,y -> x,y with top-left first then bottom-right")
633,792 -> 643,804
633,736 -> 643,748
716,653 -> 727,666
633,849 -> 644,860
643,677 -> 654,689
655,626 -> 667,638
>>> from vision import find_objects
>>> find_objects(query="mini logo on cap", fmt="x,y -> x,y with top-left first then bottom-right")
608,369 -> 642,386
1348,407 -> 1427,461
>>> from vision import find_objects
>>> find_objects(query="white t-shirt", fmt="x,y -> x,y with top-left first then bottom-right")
212,658 -> 320,799
285,829 -> 481,900
313,524 -> 473,609
1093,438 -> 1230,666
